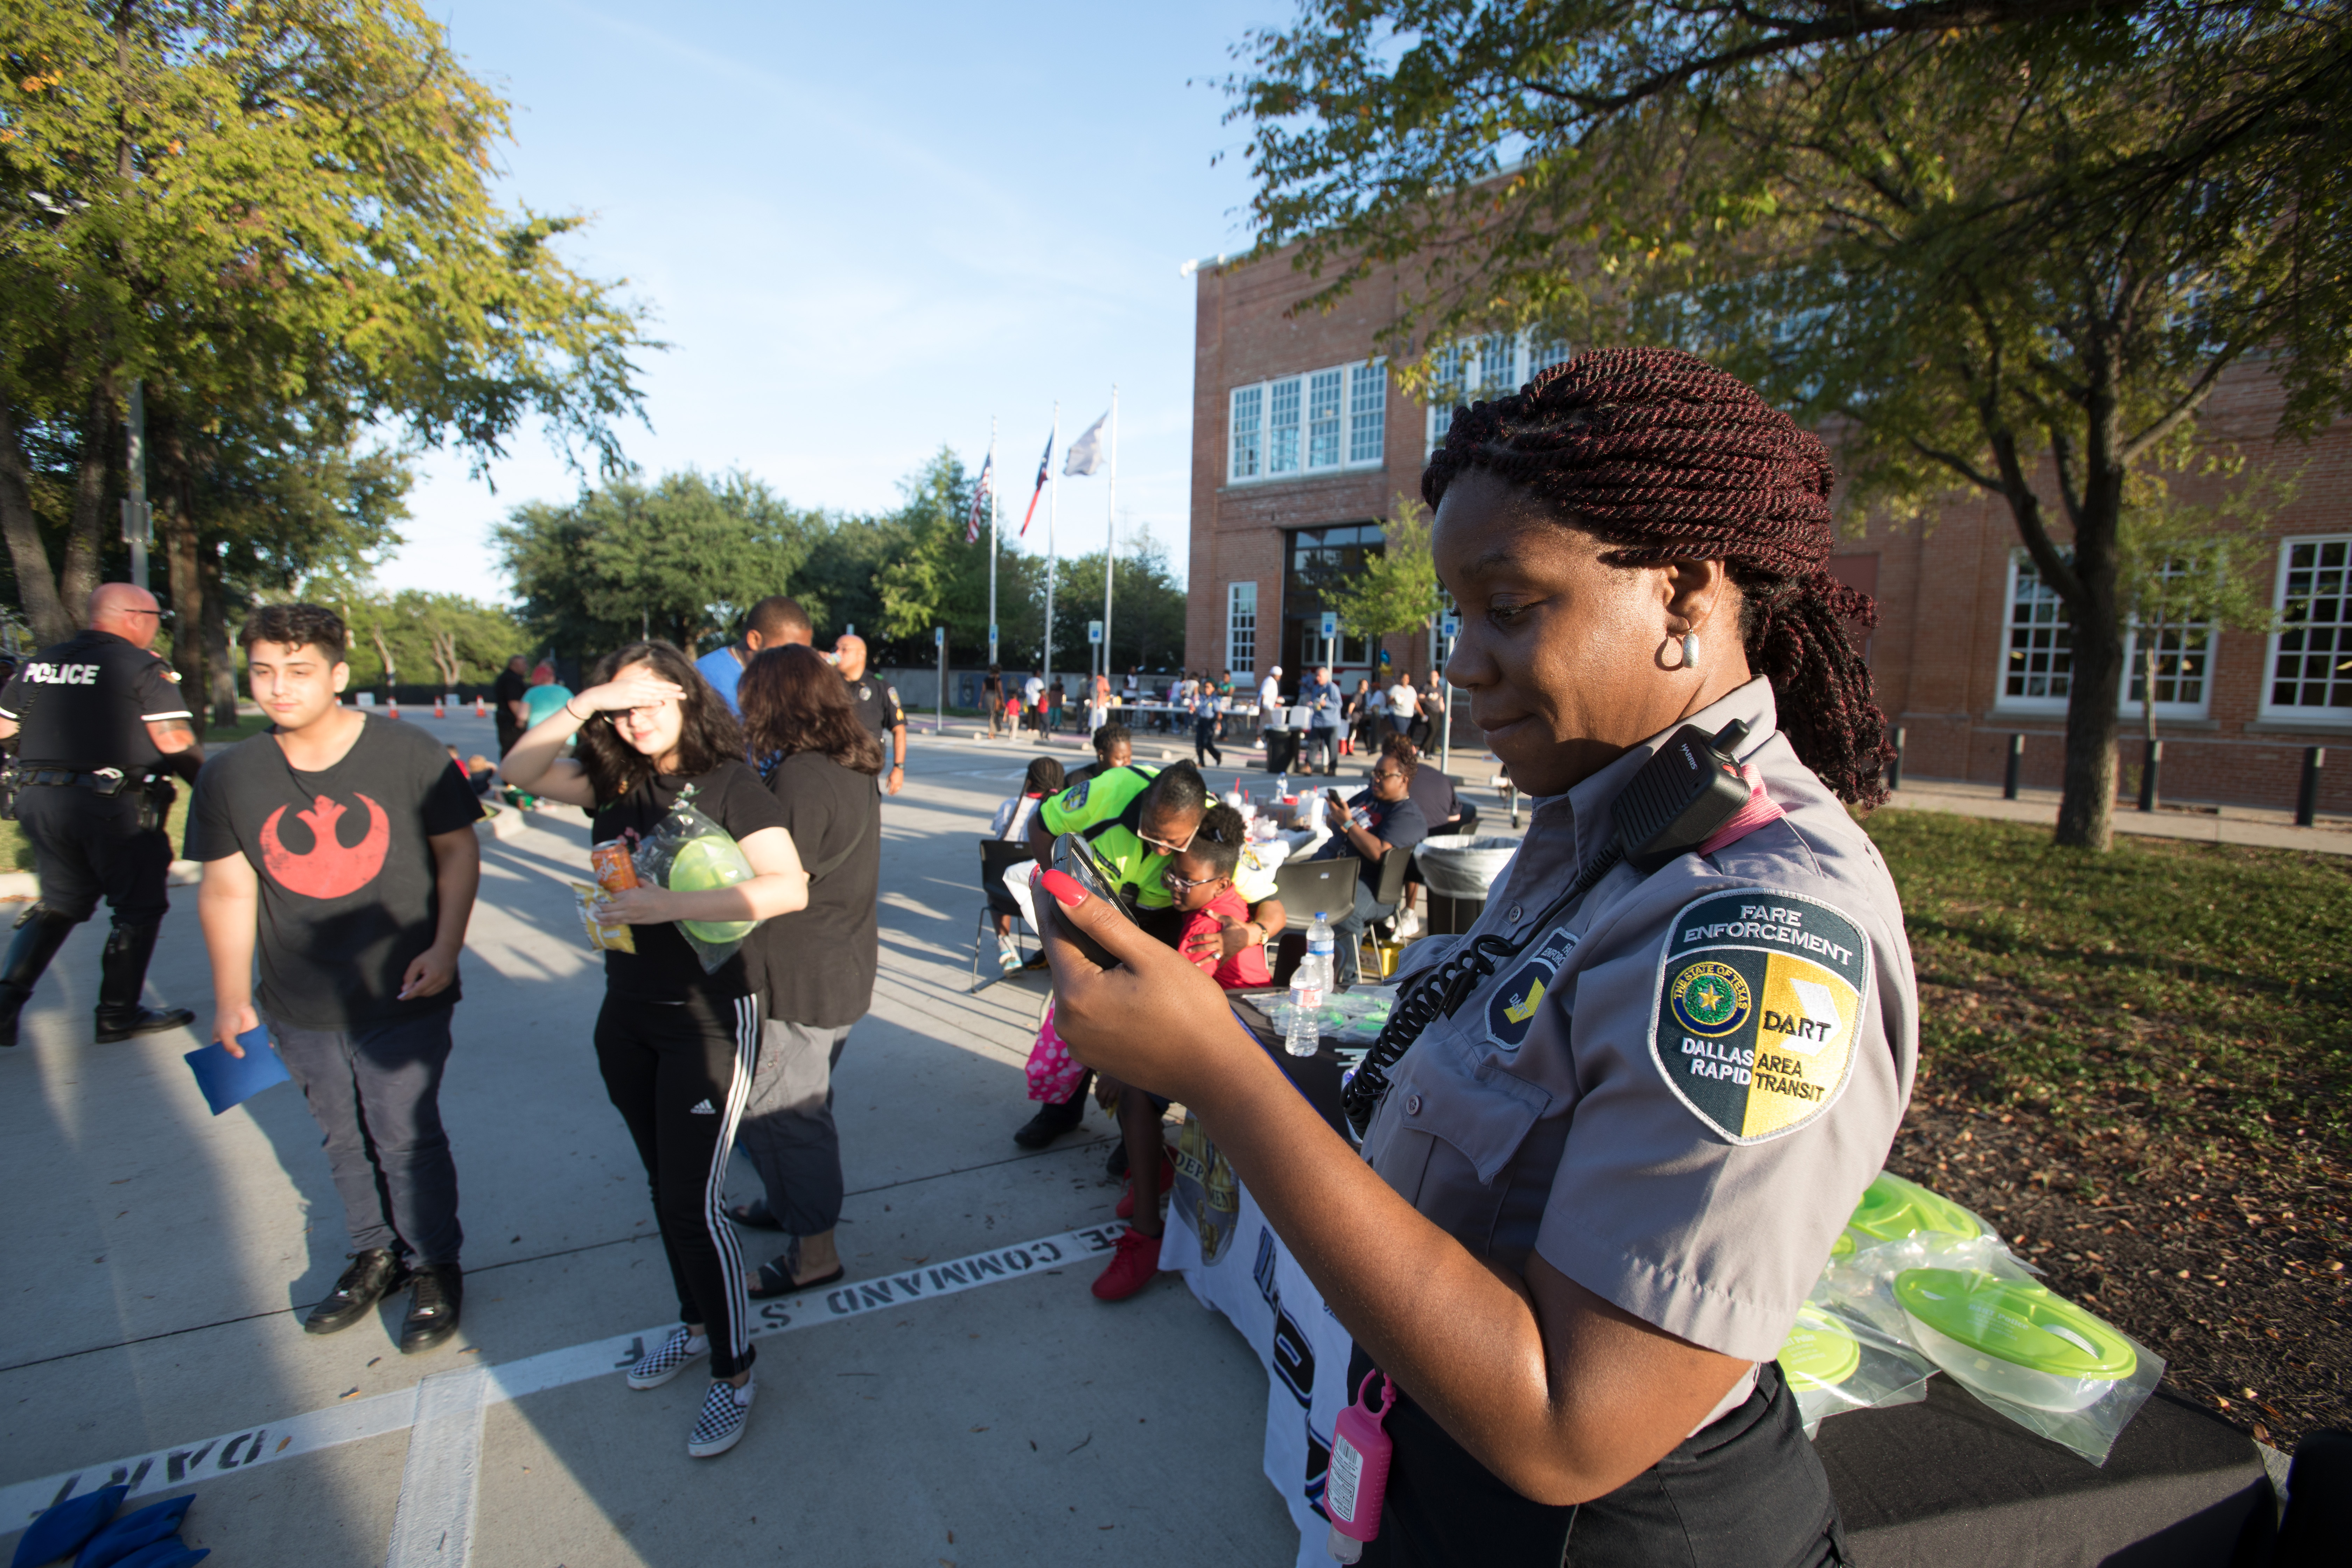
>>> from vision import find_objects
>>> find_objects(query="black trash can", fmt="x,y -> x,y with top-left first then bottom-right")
1264,730 -> 1302,774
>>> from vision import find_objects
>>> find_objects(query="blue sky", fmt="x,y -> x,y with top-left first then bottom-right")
378,0 -> 1287,597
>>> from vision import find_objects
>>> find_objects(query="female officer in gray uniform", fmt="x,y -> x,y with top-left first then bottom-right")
1036,347 -> 1915,1565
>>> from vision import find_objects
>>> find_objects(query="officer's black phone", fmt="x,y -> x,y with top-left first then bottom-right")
1047,833 -> 1135,970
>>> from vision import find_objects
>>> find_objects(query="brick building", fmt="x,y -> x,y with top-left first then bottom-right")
1184,246 -> 2352,814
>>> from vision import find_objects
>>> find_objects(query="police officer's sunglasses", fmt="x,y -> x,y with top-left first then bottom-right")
1136,820 -> 1199,857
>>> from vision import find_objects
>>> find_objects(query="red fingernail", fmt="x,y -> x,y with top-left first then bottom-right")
1037,868 -> 1088,909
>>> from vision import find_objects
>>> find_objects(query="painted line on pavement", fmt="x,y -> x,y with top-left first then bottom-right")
1,1224 -> 1122,1528
382,1365 -> 487,1568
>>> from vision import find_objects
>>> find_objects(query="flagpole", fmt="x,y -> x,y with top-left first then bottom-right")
1043,402 -> 1059,726
1103,384 -> 1117,695
986,415 -> 999,668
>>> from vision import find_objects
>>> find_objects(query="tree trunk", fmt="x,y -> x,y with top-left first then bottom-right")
154,421 -> 205,719
2054,383 -> 2129,852
58,375 -> 116,624
200,543 -> 237,730
0,401 -> 76,644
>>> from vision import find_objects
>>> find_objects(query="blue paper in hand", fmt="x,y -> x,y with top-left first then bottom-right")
183,1026 -> 290,1116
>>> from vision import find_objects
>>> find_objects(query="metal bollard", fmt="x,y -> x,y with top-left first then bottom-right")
1887,726 -> 1907,792
2297,747 -> 2324,827
2137,738 -> 2162,814
2003,733 -> 2024,800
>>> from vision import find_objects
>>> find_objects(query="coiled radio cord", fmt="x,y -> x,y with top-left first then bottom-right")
1341,842 -> 1624,1138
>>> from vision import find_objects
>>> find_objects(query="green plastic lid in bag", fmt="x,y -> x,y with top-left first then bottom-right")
670,835 -> 756,944
1894,1268 -> 2137,1412
1777,1303 -> 1861,1391
1846,1171 -> 1984,1246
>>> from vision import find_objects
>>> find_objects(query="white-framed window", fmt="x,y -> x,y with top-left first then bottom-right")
2262,535 -> 2352,721
1227,360 -> 1387,484
1997,555 -> 2073,711
1228,385 -> 1262,481
1424,329 -> 1575,455
1268,377 -> 1301,475
1349,362 -> 1386,463
1226,582 -> 1258,676
1996,553 -> 2213,717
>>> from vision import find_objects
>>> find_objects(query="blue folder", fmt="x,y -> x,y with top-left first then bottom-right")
183,1026 -> 290,1116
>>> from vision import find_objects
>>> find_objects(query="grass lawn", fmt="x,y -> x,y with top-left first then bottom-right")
1865,810 -> 2349,1451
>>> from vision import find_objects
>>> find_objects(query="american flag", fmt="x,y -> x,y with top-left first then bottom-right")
965,449 -> 993,543
1019,429 -> 1053,536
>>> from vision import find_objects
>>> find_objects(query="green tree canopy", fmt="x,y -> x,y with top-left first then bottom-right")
2,0 -> 654,719
494,469 -> 819,658
1327,497 -> 1441,649
1229,0 -> 2352,847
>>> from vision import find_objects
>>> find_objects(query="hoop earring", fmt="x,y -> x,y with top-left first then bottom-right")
1681,632 -> 1701,671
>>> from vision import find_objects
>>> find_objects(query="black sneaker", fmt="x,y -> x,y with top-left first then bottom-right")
1013,1094 -> 1086,1149
305,1249 -> 407,1336
399,1264 -> 463,1354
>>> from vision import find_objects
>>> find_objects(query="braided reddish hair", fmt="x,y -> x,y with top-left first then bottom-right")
1423,345 -> 1892,807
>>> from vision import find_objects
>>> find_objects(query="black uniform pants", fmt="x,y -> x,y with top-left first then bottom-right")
595,992 -> 760,1379
1349,1350 -> 1847,1568
273,1005 -> 462,1266
15,783 -> 170,925
1194,718 -> 1224,765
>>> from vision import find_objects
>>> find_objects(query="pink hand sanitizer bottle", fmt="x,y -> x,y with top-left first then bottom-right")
1325,1371 -> 1398,1562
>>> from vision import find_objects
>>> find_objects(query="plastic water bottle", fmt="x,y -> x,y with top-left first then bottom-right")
1278,770 -> 1289,803
1287,912 -> 1336,1057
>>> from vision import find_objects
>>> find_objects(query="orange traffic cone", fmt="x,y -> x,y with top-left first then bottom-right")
434,698 -> 445,717
474,695 -> 486,717
388,699 -> 400,720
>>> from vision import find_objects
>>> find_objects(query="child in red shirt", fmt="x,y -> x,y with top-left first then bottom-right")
1092,803 -> 1274,1302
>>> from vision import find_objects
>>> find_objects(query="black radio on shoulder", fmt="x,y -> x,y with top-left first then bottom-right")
1612,718 -> 1754,872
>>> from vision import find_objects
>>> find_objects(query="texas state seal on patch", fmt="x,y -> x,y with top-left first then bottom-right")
1647,888 -> 1871,1144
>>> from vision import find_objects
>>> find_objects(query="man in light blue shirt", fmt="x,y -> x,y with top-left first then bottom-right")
1302,663 -> 1344,777
695,596 -> 813,715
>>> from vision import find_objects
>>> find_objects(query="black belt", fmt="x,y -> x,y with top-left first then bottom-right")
11,768 -> 155,796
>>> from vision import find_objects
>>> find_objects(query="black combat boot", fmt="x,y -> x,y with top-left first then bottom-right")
1012,1070 -> 1094,1148
93,922 -> 196,1043
0,907 -> 78,1048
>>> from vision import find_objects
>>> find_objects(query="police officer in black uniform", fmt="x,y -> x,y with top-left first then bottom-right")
0,583 -> 204,1046
831,634 -> 906,797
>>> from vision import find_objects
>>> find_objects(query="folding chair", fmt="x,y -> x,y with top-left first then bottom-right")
972,836 -> 1038,992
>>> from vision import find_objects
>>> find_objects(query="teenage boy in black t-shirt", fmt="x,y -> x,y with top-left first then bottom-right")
189,604 -> 483,1354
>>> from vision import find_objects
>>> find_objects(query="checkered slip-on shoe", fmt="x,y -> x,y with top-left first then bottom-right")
625,1326 -> 708,1390
687,1377 -> 755,1458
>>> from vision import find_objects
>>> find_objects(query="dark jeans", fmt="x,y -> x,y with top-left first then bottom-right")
596,992 -> 760,1379
1329,873 -> 1392,987
1194,718 -> 1223,765
15,784 -> 172,926
1302,727 -> 1338,773
272,1004 -> 462,1266
739,1018 -> 852,1236
1351,1351 -> 1845,1568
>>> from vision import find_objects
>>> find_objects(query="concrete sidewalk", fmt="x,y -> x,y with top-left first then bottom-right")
1886,775 -> 2352,855
0,721 -> 1307,1567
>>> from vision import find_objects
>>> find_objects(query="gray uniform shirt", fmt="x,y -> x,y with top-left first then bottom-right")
1360,678 -> 1917,1421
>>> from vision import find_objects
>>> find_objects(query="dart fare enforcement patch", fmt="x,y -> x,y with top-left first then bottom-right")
1647,889 -> 1871,1144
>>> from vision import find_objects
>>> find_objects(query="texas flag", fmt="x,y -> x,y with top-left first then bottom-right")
1019,429 -> 1053,536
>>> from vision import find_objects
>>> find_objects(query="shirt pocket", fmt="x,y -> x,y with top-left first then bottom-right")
1387,1041 -> 1558,1258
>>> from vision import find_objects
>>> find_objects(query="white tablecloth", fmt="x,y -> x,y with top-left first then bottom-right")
1160,1140 -> 1356,1568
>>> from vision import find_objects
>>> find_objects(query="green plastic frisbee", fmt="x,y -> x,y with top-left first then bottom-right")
670,836 -> 756,944
1778,1303 -> 1862,1391
1893,1269 -> 2136,1380
1846,1172 -> 1985,1246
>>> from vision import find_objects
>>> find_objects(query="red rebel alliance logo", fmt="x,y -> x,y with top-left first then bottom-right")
260,793 -> 390,898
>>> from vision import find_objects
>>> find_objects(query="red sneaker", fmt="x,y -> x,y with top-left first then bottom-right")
1113,1153 -> 1177,1219
1090,1228 -> 1162,1301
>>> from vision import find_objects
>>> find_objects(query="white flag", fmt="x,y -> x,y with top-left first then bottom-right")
1062,411 -> 1108,476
